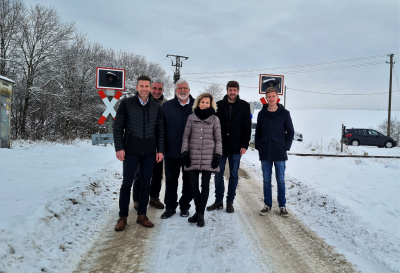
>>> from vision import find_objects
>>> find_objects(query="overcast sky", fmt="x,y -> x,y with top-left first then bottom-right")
24,0 -> 400,110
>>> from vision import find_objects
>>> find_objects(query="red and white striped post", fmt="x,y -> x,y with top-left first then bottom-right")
98,90 -> 122,129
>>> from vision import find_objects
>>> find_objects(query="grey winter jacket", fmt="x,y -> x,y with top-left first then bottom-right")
181,113 -> 222,173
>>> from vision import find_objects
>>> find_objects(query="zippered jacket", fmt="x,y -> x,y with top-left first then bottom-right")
255,103 -> 294,161
113,95 -> 164,155
162,95 -> 194,159
181,112 -> 222,173
215,95 -> 252,155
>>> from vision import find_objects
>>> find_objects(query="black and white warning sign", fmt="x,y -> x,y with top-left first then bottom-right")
259,74 -> 284,95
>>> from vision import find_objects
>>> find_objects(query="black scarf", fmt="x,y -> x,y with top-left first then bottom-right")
194,107 -> 215,120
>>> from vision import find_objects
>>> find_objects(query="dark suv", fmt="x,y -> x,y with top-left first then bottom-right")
345,128 -> 397,148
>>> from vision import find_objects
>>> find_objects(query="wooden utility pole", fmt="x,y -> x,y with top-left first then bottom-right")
387,53 -> 394,136
166,54 -> 189,83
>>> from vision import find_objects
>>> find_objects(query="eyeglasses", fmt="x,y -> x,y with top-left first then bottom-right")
176,87 -> 189,91
152,87 -> 163,91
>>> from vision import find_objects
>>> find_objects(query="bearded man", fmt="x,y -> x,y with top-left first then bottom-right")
160,79 -> 194,219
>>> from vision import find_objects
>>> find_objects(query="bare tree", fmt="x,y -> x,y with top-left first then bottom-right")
6,1 -> 172,141
377,117 -> 400,145
108,51 -> 173,98
0,0 -> 24,76
199,83 -> 224,101
12,4 -> 75,138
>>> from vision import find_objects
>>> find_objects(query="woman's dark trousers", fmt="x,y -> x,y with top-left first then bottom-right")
189,170 -> 212,214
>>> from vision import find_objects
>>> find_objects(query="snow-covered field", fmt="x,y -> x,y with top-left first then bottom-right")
0,109 -> 399,272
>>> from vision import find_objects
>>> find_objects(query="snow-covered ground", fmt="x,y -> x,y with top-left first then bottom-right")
0,109 -> 399,272
0,141 -> 122,272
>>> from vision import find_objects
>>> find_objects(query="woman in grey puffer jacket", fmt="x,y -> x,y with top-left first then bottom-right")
181,93 -> 222,227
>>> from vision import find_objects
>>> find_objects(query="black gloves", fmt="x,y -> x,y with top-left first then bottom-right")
182,151 -> 191,168
211,153 -> 221,169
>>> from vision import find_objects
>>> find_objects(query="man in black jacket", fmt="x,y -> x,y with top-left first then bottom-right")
113,75 -> 164,230
160,79 -> 194,219
207,81 -> 251,213
132,79 -> 168,211
255,87 -> 294,217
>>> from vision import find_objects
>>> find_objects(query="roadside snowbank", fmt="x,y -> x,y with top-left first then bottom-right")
242,143 -> 400,273
0,141 -> 121,272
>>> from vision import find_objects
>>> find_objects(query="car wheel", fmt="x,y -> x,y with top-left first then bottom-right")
385,141 -> 393,148
351,140 -> 359,146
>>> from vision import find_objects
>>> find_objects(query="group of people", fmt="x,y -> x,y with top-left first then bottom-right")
113,75 -> 294,231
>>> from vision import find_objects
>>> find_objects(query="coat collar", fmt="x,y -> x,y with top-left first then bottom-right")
192,113 -> 215,124
222,94 -> 243,118
261,103 -> 284,116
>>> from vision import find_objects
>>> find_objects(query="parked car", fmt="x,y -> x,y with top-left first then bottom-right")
250,123 -> 303,144
344,128 -> 397,148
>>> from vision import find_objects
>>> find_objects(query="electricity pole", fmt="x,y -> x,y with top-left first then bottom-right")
386,53 -> 394,136
167,54 -> 189,83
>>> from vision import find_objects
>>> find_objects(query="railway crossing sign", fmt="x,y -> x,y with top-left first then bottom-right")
259,74 -> 284,95
93,67 -> 125,145
96,67 -> 125,90
97,90 -> 122,125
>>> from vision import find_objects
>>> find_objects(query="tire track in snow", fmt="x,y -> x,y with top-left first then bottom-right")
235,166 -> 358,273
72,202 -> 162,273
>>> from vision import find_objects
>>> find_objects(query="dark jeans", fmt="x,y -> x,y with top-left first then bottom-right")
132,159 -> 163,202
261,160 -> 286,208
119,153 -> 155,217
164,157 -> 192,211
189,170 -> 211,214
214,154 -> 241,204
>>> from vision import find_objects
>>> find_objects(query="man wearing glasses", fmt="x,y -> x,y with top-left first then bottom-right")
160,79 -> 194,219
132,79 -> 168,211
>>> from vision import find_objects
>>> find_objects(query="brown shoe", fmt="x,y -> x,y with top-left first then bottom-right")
136,215 -> 154,228
149,197 -> 165,209
115,217 -> 127,231
133,202 -> 139,211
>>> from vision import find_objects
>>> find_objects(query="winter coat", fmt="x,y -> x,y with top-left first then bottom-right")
255,103 -> 294,161
215,95 -> 252,155
113,95 -> 164,155
162,95 -> 195,159
181,112 -> 222,172
151,93 -> 168,106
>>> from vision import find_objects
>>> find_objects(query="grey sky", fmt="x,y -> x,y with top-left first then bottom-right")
24,0 -> 400,110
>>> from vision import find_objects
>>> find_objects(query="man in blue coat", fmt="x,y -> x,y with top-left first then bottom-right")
255,87 -> 294,217
160,79 -> 194,219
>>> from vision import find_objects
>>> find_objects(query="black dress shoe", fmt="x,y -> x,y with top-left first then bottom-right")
188,212 -> 198,223
197,213 -> 205,227
161,209 -> 176,219
226,203 -> 235,213
180,209 -> 189,217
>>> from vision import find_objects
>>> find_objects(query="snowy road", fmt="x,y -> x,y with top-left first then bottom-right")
2,138 -> 397,272
73,163 -> 356,273
234,168 -> 356,273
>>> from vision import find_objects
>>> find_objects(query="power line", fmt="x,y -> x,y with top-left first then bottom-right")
187,79 -> 400,96
286,87 -> 400,96
183,52 -> 399,75
185,59 -> 399,80
393,65 -> 400,92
